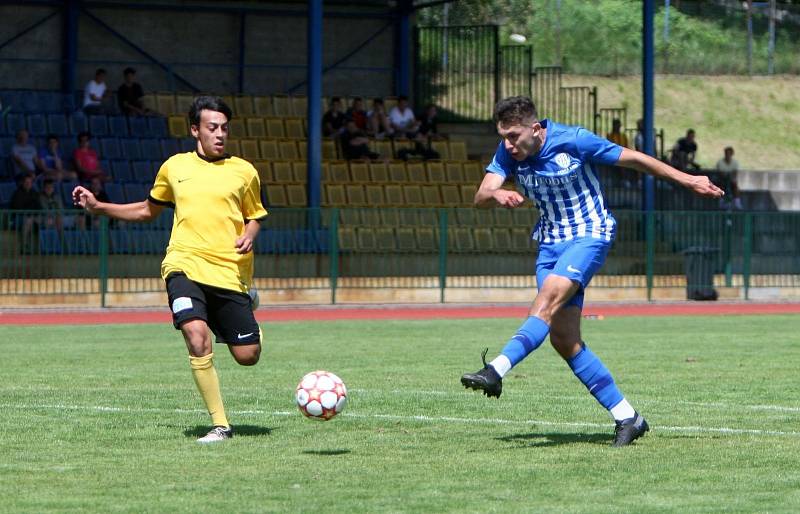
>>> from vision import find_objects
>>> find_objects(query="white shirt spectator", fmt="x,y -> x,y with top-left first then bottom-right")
12,142 -> 37,174
83,79 -> 106,108
389,106 -> 416,131
716,157 -> 739,175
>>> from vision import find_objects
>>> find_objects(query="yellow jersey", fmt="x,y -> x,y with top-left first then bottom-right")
149,151 -> 268,293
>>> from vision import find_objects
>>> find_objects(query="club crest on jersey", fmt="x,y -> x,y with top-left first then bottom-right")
555,152 -> 572,169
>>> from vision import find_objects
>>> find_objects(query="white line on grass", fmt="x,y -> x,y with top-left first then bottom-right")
4,402 -> 800,438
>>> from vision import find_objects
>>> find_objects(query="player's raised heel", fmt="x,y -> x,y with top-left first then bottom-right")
612,413 -> 649,447
460,348 -> 503,398
197,425 -> 233,444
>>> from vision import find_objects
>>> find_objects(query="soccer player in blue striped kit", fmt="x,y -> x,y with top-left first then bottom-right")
461,96 -> 724,446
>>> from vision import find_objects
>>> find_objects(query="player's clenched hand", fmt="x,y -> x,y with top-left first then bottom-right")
235,234 -> 254,254
493,189 -> 525,208
686,175 -> 725,199
72,186 -> 99,213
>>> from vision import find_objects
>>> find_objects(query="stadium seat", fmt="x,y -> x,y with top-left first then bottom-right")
402,185 -> 423,207
493,208 -> 513,226
388,161 -> 407,182
290,95 -> 307,117
253,161 -> 272,182
228,118 -> 246,138
266,118 -> 285,138
286,183 -> 307,206
425,161 -> 445,183
39,228 -> 62,255
492,227 -> 513,251
64,229 -> 100,255
345,184 -> 367,207
463,161 -> 485,183
324,184 -> 346,206
226,139 -> 241,156
295,140 -> 307,160
338,226 -> 357,251
108,115 -> 129,137
406,161 -> 426,183
272,161 -> 293,182
459,184 -> 476,204
156,93 -> 177,116
285,118 -> 304,139
474,228 -> 493,251
5,113 -> 25,135
379,208 -> 400,226
175,93 -> 194,115
450,227 -> 475,252
258,139 -> 279,160
265,184 -> 288,207
46,114 -> 69,137
234,96 -> 255,116
66,113 -> 85,136
395,227 -> 416,252
449,140 -> 468,161
272,95 -> 292,117
89,115 -> 109,137
322,139 -> 337,160
167,116 -> 187,138
0,181 -> 17,206
349,161 -> 370,182
384,184 -> 403,206
360,208 -> 381,226
139,138 -> 161,160
148,117 -> 169,138
511,227 -> 534,251
58,180 -> 79,206
20,91 -> 42,112
240,139 -> 260,161
416,227 -> 438,251
440,184 -> 462,206
132,160 -> 154,182
159,138 -> 179,159
369,162 -> 389,182
445,161 -> 465,183
356,227 -> 378,252
121,138 -> 141,160
291,161 -> 308,182
128,116 -> 148,138
431,140 -> 450,160
253,96 -> 273,116
365,184 -> 385,205
179,137 -> 195,152
421,184 -> 442,205
26,114 -> 47,137
278,140 -> 298,160
375,227 -> 396,251
327,161 -> 349,183
110,160 -> 133,182
123,182 -> 147,202
371,139 -> 392,158
245,117 -> 266,138
398,208 -> 420,226
104,183 -> 125,204
100,138 -> 121,160
393,138 -> 414,157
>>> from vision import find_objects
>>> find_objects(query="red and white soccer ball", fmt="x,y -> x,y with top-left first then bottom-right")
295,370 -> 347,421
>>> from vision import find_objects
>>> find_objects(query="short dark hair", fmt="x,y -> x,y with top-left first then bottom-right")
43,178 -> 55,186
95,68 -> 106,76
494,96 -> 538,125
397,95 -> 409,102
77,131 -> 91,142
123,67 -> 136,75
188,96 -> 233,126
46,134 -> 58,141
724,146 -> 734,153
373,98 -> 384,105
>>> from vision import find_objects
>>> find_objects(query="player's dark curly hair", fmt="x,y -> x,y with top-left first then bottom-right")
494,96 -> 538,125
188,96 -> 233,126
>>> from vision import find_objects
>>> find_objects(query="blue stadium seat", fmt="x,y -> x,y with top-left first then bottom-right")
63,229 -> 100,255
110,160 -> 133,182
120,138 -> 141,160
0,137 -> 15,156
26,114 -> 47,137
128,116 -> 149,138
0,91 -> 21,111
47,114 -> 70,136
21,91 -> 42,112
39,228 -> 62,255
69,113 -> 88,135
98,159 -> 110,173
132,160 -> 153,181
5,113 -> 26,135
150,160 -> 163,176
100,138 -> 121,160
139,138 -> 160,160
123,182 -> 147,202
0,180 -> 17,207
59,180 -> 79,206
60,136 -> 77,158
152,208 -> 173,229
159,138 -> 179,159
110,228 -> 133,254
108,115 -> 129,137
147,117 -> 168,137
0,160 -> 11,180
89,115 -> 108,136
179,137 -> 195,152
104,183 -> 125,204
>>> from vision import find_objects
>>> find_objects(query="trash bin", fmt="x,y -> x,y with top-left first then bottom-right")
682,246 -> 719,301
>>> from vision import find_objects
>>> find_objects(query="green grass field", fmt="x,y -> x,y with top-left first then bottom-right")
2,315 -> 799,513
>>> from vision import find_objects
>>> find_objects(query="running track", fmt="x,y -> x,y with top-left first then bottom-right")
1,302 -> 799,325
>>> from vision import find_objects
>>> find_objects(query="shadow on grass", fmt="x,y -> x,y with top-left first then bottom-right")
301,449 -> 351,456
497,432 -> 611,447
184,425 -> 275,438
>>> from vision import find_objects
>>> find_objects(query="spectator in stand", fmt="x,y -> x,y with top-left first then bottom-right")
11,129 -> 39,178
346,97 -> 368,131
716,146 -> 742,210
9,173 -> 40,252
117,67 -> 152,116
389,95 -> 420,138
322,97 -> 346,137
83,68 -> 110,115
340,119 -> 380,161
671,129 -> 700,172
38,135 -> 76,182
367,98 -> 393,139
39,178 -> 64,234
73,132 -> 109,183
417,104 -> 444,142
634,119 -> 644,152
606,118 -> 628,148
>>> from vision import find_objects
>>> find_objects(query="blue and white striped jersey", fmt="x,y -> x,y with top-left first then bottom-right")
487,119 -> 623,243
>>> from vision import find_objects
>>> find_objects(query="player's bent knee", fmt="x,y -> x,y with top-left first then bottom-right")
230,344 -> 261,366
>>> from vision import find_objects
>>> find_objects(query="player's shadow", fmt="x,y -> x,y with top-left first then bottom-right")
301,449 -> 351,456
184,425 -> 274,439
497,432 -> 610,448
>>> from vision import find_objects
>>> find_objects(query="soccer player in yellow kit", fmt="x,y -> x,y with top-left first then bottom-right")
73,96 -> 268,443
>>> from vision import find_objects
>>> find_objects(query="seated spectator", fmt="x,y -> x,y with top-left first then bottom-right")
417,104 -> 444,142
606,118 -> 628,147
11,129 -> 39,178
73,132 -> 109,183
39,178 -> 64,234
322,97 -> 346,137
388,95 -> 420,138
716,146 -> 742,210
117,67 -> 152,116
9,173 -> 40,252
83,68 -> 110,115
367,98 -> 393,139
670,129 -> 700,172
38,135 -> 77,182
634,118 -> 644,152
340,119 -> 380,161
346,97 -> 368,131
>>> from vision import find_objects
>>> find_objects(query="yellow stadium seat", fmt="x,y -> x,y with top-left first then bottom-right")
380,208 -> 400,226
369,162 -> 389,182
156,93 -> 177,116
324,184 -> 346,206
328,161 -> 350,182
175,93 -> 194,115
431,140 -> 450,160
278,139 -> 299,160
142,93 -> 158,112
463,161 -> 485,183
383,96 -> 398,112
365,184 -> 385,205
272,94 -> 292,117
384,184 -> 403,206
221,95 -> 236,112
285,118 -> 305,139
291,161 -> 308,182
356,227 -> 377,251
272,161 -> 294,182
392,138 -> 414,157
265,184 -> 287,207
240,139 -> 260,161
402,185 -> 423,206
253,96 -> 273,116
460,184 -> 477,204
226,139 -> 241,157
322,139 -> 338,160
449,140 -> 468,161
345,184 -> 367,206
338,226 -> 356,251
167,116 -> 188,138
450,227 -> 474,252
396,227 -> 416,252
286,184 -> 307,207
492,228 -> 513,251
440,184 -> 462,206
474,228 -> 493,251
494,209 -> 513,226
360,208 -> 382,226
245,117 -> 266,138
375,227 -> 396,251
416,227 -> 438,251
290,95 -> 307,116
371,139 -> 393,159
406,161 -> 426,183
399,208 -> 419,226
388,161 -> 408,182
425,160 -> 445,183
511,227 -> 534,251
421,185 -> 442,205
235,96 -> 255,116
253,160 -> 272,183
444,161 -> 465,183
349,161 -> 370,182
228,118 -> 246,139
259,139 -> 279,160
266,117 -> 286,138
296,140 -> 307,159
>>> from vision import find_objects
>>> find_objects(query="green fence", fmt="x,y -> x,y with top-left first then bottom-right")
2,208 -> 799,304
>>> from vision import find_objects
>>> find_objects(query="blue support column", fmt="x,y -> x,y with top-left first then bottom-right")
63,0 -> 79,97
643,0 -> 655,212
307,0 -> 323,210
395,0 -> 412,96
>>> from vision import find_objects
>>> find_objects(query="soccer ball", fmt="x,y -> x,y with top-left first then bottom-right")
295,370 -> 347,421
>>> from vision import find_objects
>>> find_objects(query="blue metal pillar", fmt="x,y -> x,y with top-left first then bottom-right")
395,0 -> 412,96
63,0 -> 79,97
307,0 -> 323,210
643,0 -> 655,212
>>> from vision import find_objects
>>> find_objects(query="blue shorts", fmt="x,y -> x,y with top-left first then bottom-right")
535,237 -> 612,309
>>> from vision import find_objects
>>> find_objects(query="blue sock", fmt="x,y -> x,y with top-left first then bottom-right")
499,316 -> 550,367
567,343 -> 624,411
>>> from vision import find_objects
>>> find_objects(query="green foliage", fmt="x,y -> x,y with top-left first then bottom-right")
2,316 -> 800,512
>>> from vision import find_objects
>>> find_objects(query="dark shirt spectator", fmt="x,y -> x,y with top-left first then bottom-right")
73,132 -> 109,183
671,129 -> 699,171
322,97 -> 346,137
9,174 -> 39,210
346,97 -> 368,131
117,67 -> 150,116
417,104 -> 443,140
340,120 -> 379,161
39,178 -> 64,233
367,98 -> 393,139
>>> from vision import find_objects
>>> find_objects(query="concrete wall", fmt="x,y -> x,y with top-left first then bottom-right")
0,2 -> 396,97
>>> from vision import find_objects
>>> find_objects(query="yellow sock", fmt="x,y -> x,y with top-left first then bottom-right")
189,353 -> 229,428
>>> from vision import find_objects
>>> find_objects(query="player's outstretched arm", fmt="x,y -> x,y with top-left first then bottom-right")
616,148 -> 724,199
475,172 -> 525,209
72,185 -> 164,222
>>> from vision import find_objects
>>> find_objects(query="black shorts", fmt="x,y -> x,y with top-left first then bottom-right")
165,272 -> 260,345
